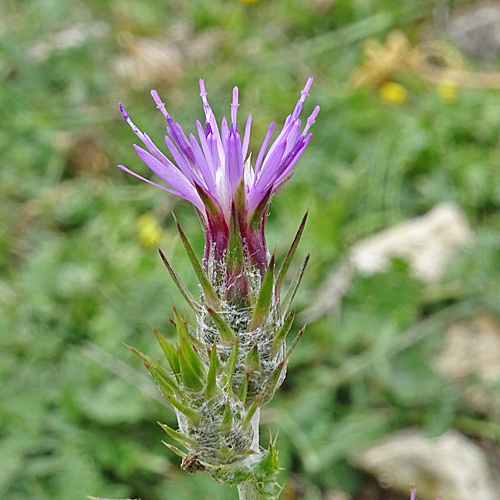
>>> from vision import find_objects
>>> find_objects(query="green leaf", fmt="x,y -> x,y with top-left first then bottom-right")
263,361 -> 285,399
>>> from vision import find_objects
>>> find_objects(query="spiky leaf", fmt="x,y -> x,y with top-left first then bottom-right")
222,338 -> 239,393
153,327 -> 180,377
166,395 -> 202,424
206,307 -> 235,343
126,344 -> 178,397
250,255 -> 275,331
269,308 -> 295,360
158,422 -> 196,447
238,371 -> 249,405
177,348 -> 204,392
242,398 -> 260,430
205,342 -> 218,399
245,344 -> 261,372
158,248 -> 198,312
276,212 -> 308,294
282,253 -> 310,314
162,441 -> 187,458
173,214 -> 219,306
220,402 -> 232,433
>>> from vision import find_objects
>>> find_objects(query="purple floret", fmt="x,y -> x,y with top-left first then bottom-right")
118,78 -> 318,225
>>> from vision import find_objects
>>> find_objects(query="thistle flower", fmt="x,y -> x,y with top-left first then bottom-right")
119,79 -> 318,271
119,79 -> 317,499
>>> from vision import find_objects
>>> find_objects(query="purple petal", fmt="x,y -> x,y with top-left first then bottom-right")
255,122 -> 275,175
292,76 -> 313,119
225,126 -> 244,193
302,105 -> 320,136
118,164 -> 203,211
133,145 -> 203,210
189,133 -> 218,194
196,120 -> 216,174
118,164 -> 177,194
273,134 -> 311,184
166,118 -> 197,165
264,117 -> 296,164
164,136 -> 198,183
252,139 -> 287,196
199,80 -> 224,160
231,86 -> 239,126
242,115 -> 252,161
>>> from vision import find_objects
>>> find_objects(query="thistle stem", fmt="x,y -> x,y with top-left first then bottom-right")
237,481 -> 261,500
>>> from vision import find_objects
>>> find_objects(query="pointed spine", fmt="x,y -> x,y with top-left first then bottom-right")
242,397 -> 260,430
245,344 -> 261,372
162,441 -> 187,458
238,371 -> 249,404
125,344 -> 178,397
158,248 -> 198,312
249,254 -> 275,331
177,347 -> 204,392
249,187 -> 272,230
269,308 -> 296,360
220,402 -> 232,433
222,338 -> 239,394
173,306 -> 205,379
284,326 -> 306,363
166,395 -> 202,424
276,212 -> 308,294
173,214 -> 219,306
153,327 -> 180,377
206,307 -> 235,343
158,422 -> 196,447
282,253 -> 310,314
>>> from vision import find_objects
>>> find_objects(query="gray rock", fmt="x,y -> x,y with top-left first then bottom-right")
351,429 -> 500,500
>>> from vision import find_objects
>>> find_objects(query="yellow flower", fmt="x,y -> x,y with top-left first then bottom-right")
136,213 -> 162,246
240,0 -> 260,3
438,79 -> 458,103
379,81 -> 407,105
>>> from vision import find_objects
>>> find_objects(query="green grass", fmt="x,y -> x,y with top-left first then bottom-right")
1,0 -> 500,499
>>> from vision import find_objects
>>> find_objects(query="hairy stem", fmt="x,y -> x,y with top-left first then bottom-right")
237,481 -> 261,500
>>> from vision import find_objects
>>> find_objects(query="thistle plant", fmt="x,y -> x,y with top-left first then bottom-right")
119,78 -> 319,500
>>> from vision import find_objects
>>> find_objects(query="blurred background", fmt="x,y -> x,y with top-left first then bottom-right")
2,0 -> 500,499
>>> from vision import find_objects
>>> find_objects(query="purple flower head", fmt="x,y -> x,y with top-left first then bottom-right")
119,78 -> 318,273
